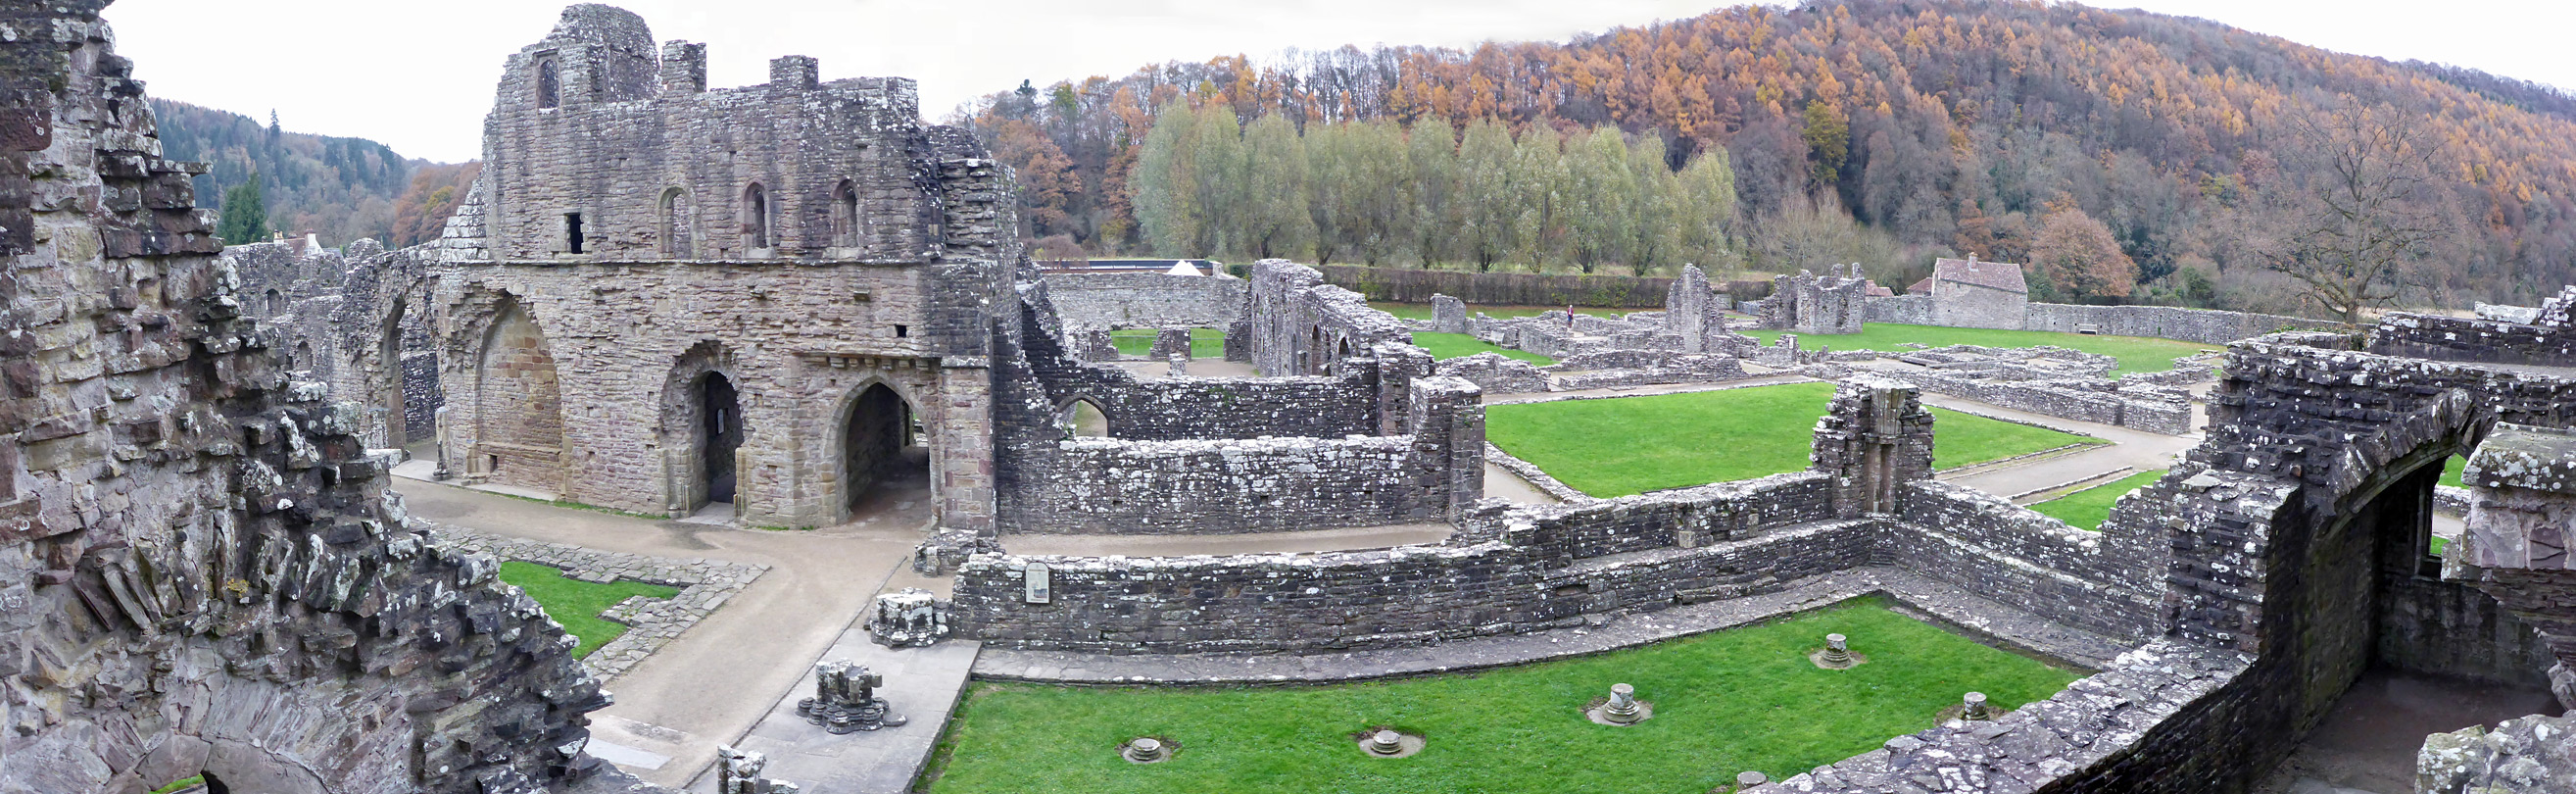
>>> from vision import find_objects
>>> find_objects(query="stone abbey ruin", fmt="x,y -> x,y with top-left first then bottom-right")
8,2 -> 2576,792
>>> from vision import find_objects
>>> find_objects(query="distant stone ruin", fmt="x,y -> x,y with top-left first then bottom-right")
1758,263 -> 1871,334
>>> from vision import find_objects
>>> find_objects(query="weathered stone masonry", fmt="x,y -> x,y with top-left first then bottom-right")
0,5 -> 623,792
430,5 -> 1015,531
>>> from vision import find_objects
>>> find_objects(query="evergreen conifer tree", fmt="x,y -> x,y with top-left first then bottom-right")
217,174 -> 270,244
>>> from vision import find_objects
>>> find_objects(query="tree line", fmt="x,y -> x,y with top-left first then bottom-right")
1125,104 -> 1735,273
964,0 -> 2576,319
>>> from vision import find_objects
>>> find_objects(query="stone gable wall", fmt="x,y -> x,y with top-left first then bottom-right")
1041,271 -> 1244,332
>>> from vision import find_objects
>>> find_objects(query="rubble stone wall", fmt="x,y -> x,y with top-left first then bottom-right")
1247,260 -> 1415,377
0,6 -> 616,792
2368,311 -> 2576,369
1892,481 -> 2167,639
1040,271 -> 1243,332
1865,295 -> 2326,346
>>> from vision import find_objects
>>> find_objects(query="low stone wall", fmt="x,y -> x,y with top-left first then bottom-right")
1900,369 -> 2192,434
1435,352 -> 1550,394
1863,295 -> 2329,346
1035,435 -> 1426,533
1891,481 -> 2166,639
1041,271 -> 1245,331
1318,265 -> 1771,308
2368,311 -> 2576,369
433,528 -> 768,681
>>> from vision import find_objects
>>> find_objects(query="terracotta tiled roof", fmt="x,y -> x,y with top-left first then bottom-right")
1932,257 -> 2028,294
1906,276 -> 1934,295
1865,283 -> 1894,297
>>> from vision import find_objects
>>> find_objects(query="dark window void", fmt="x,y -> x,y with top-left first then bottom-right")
742,183 -> 768,249
832,179 -> 861,247
701,372 -> 742,504
564,212 -> 584,254
894,324 -> 908,338
659,188 -> 689,258
536,58 -> 559,109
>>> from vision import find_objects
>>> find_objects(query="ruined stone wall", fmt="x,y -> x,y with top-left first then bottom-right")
474,7 -> 937,264
0,6 -> 614,792
435,263 -> 979,526
1893,481 -> 2167,639
1434,352 -> 1550,394
1246,259 -> 1414,376
1040,271 -> 1244,332
229,240 -> 447,452
2368,311 -> 2576,369
1864,294 -> 2326,346
1014,307 -> 1378,439
951,473 -> 1855,653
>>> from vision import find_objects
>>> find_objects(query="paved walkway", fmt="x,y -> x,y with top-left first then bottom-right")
700,630 -> 981,794
392,477 -> 927,789
973,563 -> 2132,685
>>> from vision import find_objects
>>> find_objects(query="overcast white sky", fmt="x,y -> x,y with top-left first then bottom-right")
100,0 -> 2576,164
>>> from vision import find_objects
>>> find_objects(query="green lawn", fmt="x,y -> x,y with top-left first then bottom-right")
1742,323 -> 2214,376
1110,327 -> 1227,359
2442,456 -> 2465,488
926,598 -> 2077,794
1373,302 -> 1633,322
150,777 -> 204,794
1486,382 -> 2102,497
1410,331 -> 1556,365
2028,470 -> 2166,530
497,561 -> 680,659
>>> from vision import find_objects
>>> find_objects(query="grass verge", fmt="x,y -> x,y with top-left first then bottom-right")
497,561 -> 680,659
150,777 -> 204,794
925,598 -> 2079,794
1409,331 -> 1555,365
2027,470 -> 2166,530
1485,382 -> 2101,498
1742,323 -> 2214,376
1110,327 -> 1227,358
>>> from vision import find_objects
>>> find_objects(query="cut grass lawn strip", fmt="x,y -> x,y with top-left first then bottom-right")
2027,470 -> 2167,530
1409,331 -> 1554,365
1485,382 -> 2101,498
1109,327 -> 1227,359
1743,323 -> 2215,376
926,598 -> 2080,794
497,561 -> 680,659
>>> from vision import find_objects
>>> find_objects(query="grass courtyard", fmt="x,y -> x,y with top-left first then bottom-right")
1486,382 -> 2102,498
925,598 -> 2079,794
1742,323 -> 2214,376
2027,470 -> 2166,530
1109,327 -> 1227,359
497,561 -> 679,658
1410,331 -> 1556,365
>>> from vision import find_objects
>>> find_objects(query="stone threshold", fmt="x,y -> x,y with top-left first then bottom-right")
969,566 -> 2133,686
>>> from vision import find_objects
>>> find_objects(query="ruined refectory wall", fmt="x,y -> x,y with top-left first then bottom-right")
1246,259 -> 1415,376
1040,271 -> 1244,332
0,5 -> 624,792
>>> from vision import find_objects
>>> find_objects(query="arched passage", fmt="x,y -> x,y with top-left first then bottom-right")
841,382 -> 929,519
658,342 -> 743,514
1058,397 -> 1108,438
473,297 -> 566,494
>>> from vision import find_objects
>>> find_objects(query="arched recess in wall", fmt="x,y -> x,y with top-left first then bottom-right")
831,179 -> 861,248
264,288 -> 281,316
473,295 -> 567,495
741,182 -> 768,250
292,341 -> 315,373
534,55 -> 559,109
657,341 -> 742,514
1057,397 -> 1109,438
837,380 -> 929,521
378,294 -> 410,450
2254,391 -> 2550,726
658,187 -> 691,259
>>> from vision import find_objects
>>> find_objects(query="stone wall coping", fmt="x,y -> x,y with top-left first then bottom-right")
968,566 -> 2134,685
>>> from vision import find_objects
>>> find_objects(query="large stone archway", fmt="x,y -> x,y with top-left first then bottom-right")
470,295 -> 568,494
830,377 -> 933,524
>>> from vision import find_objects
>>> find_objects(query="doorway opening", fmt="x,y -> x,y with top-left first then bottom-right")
701,372 -> 742,504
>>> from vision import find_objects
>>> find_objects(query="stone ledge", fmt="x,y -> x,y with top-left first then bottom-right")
969,566 -> 2130,686
429,525 -> 769,681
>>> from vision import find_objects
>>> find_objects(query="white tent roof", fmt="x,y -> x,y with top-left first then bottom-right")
1164,260 -> 1203,276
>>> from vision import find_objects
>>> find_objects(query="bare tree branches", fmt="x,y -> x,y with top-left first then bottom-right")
2250,103 -> 2454,326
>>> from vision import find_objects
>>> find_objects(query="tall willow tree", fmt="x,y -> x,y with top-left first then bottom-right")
1130,103 -> 1201,257
1239,114 -> 1313,259
1509,125 -> 1567,270
1456,120 -> 1518,272
1565,127 -> 1635,273
1676,145 -> 1740,273
1407,124 -> 1463,267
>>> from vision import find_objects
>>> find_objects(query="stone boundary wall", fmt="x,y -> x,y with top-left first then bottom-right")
1891,481 -> 2167,639
1865,294 -> 2330,346
1899,369 -> 2193,434
1317,265 -> 1771,308
1040,271 -> 1245,332
2367,311 -> 2576,369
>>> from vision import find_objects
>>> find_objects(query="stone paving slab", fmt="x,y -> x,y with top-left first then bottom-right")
697,631 -> 981,794
973,566 -> 2129,686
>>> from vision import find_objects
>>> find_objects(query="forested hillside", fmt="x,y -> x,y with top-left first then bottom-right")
960,0 -> 2576,314
151,99 -> 476,248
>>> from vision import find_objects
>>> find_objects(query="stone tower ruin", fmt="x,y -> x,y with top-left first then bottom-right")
429,5 -> 1018,531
